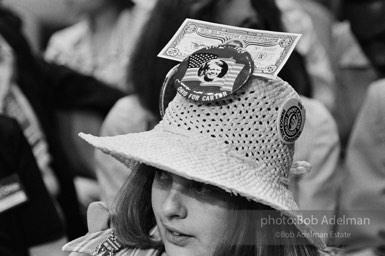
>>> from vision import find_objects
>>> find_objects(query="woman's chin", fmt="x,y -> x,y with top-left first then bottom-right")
164,242 -> 216,256
164,243 -> 193,256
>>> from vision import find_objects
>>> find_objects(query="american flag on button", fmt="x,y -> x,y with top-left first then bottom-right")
182,53 -> 245,92
187,53 -> 218,69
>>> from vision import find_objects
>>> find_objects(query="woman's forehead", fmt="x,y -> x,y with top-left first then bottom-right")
156,170 -> 194,184
153,169 -> 215,190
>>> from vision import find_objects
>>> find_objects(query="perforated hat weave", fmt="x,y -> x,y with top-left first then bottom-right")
80,76 -> 325,249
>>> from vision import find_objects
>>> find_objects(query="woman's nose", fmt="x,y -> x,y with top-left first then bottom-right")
161,184 -> 188,220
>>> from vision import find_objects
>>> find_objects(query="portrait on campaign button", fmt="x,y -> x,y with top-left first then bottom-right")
198,59 -> 228,82
173,45 -> 253,102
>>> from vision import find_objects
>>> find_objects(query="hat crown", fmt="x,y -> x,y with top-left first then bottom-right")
159,77 -> 300,182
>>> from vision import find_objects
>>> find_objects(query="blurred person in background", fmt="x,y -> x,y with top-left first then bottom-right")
0,5 -> 125,239
335,0 -> 385,254
276,0 -> 337,112
329,1 -> 377,153
45,0 -> 145,92
0,115 -> 66,256
299,0 -> 342,19
44,0 -> 153,209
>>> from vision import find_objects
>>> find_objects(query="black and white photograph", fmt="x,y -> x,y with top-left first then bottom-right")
0,0 -> 384,255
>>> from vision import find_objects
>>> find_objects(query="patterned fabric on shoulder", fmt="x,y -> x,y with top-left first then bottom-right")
63,229 -> 164,256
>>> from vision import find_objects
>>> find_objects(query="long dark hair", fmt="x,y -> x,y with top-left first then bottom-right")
112,0 -> 135,10
111,164 -> 319,255
111,164 -> 161,250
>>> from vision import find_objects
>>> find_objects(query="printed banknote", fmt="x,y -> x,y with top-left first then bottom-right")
158,19 -> 301,78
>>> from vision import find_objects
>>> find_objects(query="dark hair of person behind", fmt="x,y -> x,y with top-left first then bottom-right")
128,0 -> 190,119
343,0 -> 385,78
111,164 -> 319,256
0,7 -> 38,80
112,0 -> 135,9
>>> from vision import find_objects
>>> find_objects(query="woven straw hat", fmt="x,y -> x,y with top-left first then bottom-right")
80,75 -> 325,249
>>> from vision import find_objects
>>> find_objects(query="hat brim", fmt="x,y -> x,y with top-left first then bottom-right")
79,128 -> 326,248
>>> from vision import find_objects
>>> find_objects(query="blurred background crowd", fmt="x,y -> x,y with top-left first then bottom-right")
0,0 -> 384,255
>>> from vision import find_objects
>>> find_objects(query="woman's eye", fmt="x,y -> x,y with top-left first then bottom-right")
154,170 -> 172,184
191,182 -> 216,196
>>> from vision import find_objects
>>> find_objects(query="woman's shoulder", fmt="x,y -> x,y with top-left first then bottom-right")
62,229 -> 161,256
62,229 -> 112,255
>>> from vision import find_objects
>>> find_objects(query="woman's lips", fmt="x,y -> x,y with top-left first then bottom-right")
163,225 -> 193,246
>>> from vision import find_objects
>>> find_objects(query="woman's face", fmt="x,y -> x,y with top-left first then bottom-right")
151,170 -> 232,256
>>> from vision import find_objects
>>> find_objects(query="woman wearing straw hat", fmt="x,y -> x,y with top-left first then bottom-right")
62,44 -> 336,256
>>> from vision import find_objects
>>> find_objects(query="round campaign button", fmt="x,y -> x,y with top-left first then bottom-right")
173,45 -> 254,102
159,65 -> 179,117
277,98 -> 306,144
